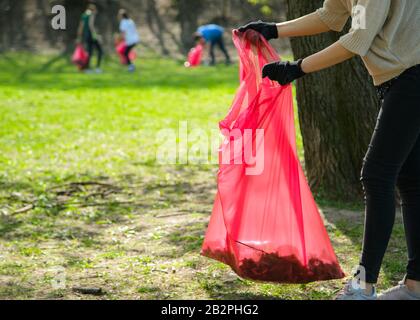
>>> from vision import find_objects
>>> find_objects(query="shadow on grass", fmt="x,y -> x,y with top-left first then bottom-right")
0,216 -> 23,239
0,167 -> 214,243
204,285 -> 282,300
166,222 -> 207,256
0,282 -> 34,299
0,176 -> 38,194
323,208 -> 408,284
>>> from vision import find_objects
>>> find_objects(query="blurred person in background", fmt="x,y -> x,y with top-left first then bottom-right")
77,3 -> 103,73
118,9 -> 140,72
194,24 -> 231,66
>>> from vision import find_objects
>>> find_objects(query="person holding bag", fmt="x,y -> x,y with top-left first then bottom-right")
239,0 -> 420,300
77,3 -> 103,74
118,9 -> 140,72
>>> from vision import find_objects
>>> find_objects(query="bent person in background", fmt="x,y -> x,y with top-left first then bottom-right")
194,24 -> 231,66
77,3 -> 103,74
118,9 -> 140,73
239,0 -> 420,301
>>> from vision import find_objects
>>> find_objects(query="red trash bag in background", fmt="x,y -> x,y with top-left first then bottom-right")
116,41 -> 137,65
185,44 -> 203,68
201,30 -> 345,284
72,44 -> 89,71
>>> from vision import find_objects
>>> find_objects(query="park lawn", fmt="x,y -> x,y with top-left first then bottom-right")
0,51 -> 408,300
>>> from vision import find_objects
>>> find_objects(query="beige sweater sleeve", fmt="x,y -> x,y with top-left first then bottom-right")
316,0 -> 350,32
339,0 -> 391,57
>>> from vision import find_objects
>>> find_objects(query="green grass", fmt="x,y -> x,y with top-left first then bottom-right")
0,51 -> 408,300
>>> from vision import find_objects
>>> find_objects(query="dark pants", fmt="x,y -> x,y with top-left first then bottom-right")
85,35 -> 103,69
124,44 -> 136,65
361,65 -> 420,283
209,36 -> 230,65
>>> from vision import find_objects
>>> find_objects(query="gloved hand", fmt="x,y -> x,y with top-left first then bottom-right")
262,59 -> 306,85
238,21 -> 278,41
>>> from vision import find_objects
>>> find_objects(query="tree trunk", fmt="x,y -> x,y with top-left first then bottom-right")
63,0 -> 86,53
174,0 -> 205,53
286,0 -> 379,202
0,0 -> 28,51
96,0 -> 121,50
146,0 -> 170,56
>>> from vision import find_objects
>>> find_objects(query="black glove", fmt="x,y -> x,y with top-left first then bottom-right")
262,59 -> 306,85
238,21 -> 278,41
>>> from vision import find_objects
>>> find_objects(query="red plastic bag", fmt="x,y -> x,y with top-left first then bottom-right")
202,30 -> 345,284
185,44 -> 203,68
72,44 -> 89,71
116,41 -> 137,65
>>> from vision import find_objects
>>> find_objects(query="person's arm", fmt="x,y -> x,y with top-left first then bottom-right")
301,41 -> 355,74
120,28 -> 126,40
239,0 -> 350,40
89,14 -> 97,39
77,22 -> 83,37
77,19 -> 83,42
276,12 -> 331,38
263,41 -> 354,85
338,0 -> 391,57
264,0 -> 392,85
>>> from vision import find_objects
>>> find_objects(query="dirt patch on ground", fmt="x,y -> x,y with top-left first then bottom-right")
0,169 -> 408,299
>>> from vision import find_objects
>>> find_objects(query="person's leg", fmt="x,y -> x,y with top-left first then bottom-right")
360,66 -> 420,285
216,36 -> 231,64
93,40 -> 103,69
209,40 -> 216,66
398,136 -> 420,285
124,45 -> 131,65
85,37 -> 94,69
377,135 -> 420,299
124,44 -> 136,66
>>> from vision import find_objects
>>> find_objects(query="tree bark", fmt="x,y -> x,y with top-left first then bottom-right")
0,0 -> 28,51
96,0 -> 121,49
286,0 -> 379,201
173,0 -> 205,53
146,0 -> 170,56
63,0 -> 86,53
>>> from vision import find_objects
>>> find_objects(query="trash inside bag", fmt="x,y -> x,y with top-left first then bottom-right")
202,30 -> 345,284
72,44 -> 89,71
185,44 -> 203,68
116,41 -> 137,65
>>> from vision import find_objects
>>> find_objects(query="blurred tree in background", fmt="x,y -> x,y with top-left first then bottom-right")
0,0 -> 288,54
173,0 -> 204,54
0,0 -> 28,51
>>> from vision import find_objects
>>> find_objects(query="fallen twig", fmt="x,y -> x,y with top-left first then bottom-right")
11,204 -> 35,216
152,269 -> 169,274
156,212 -> 190,219
48,181 -> 121,192
66,201 -> 145,208
5,181 -> 139,216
